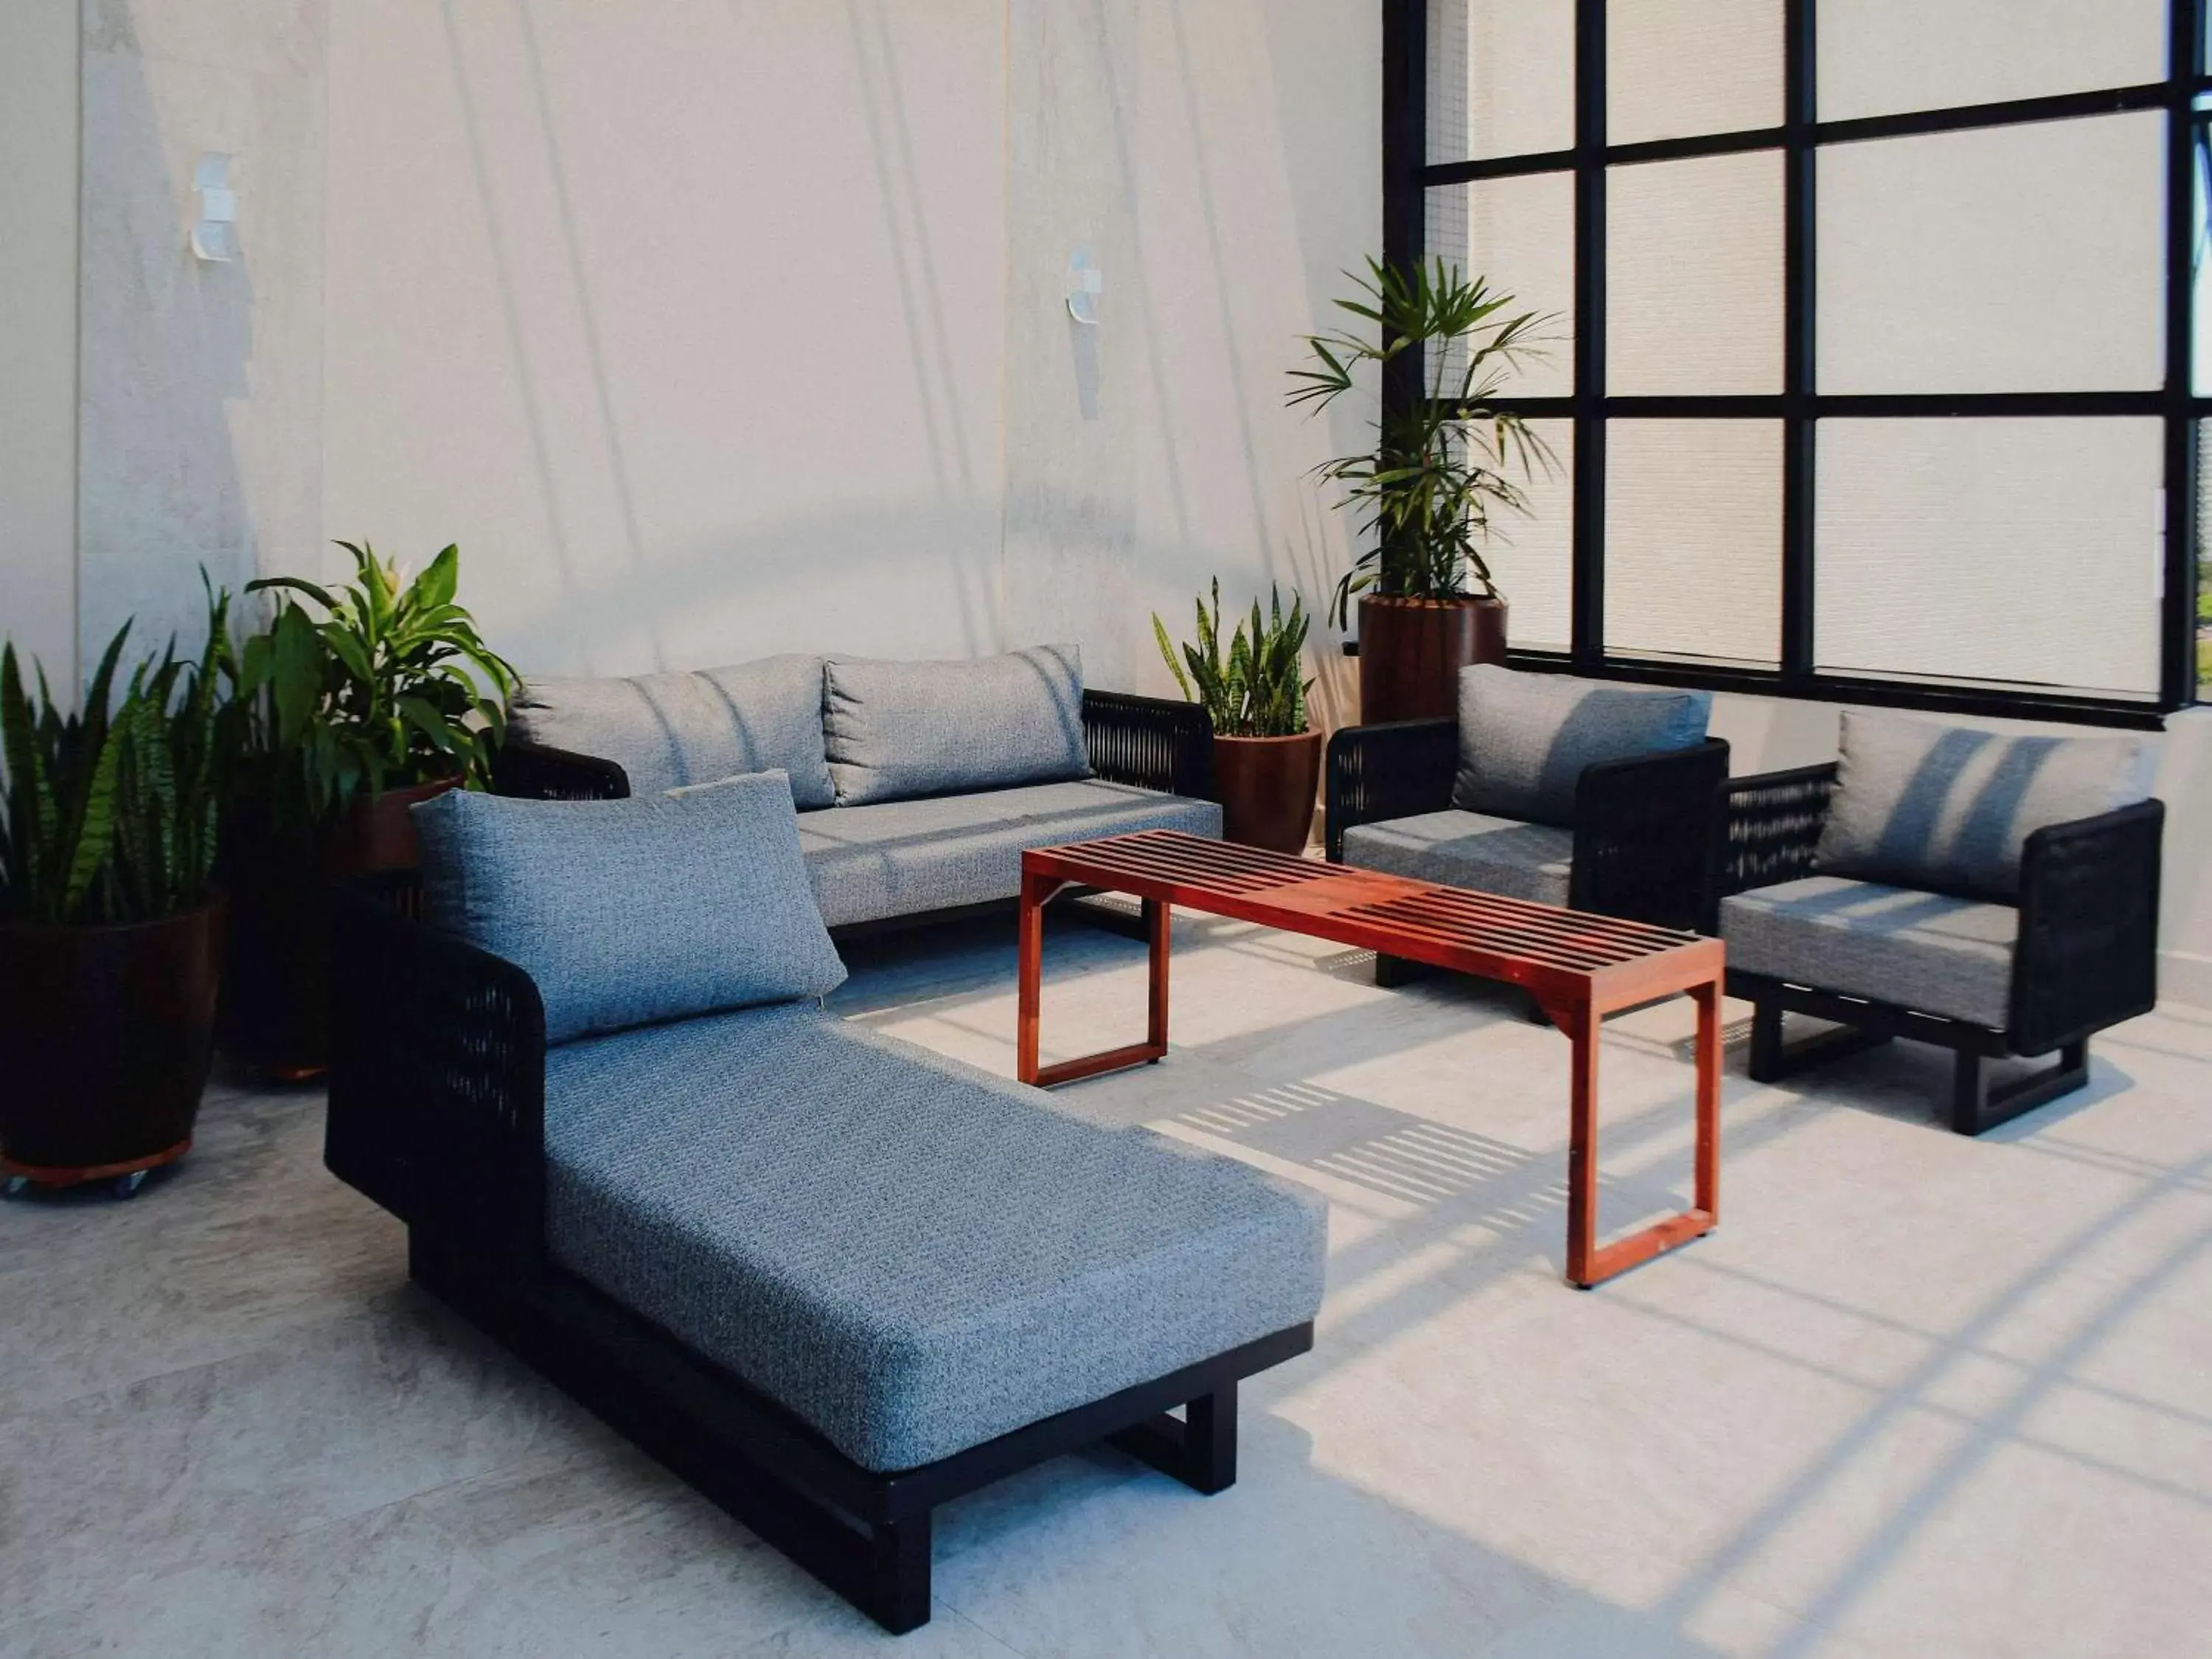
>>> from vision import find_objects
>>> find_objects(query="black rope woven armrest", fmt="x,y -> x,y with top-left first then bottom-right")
1324,719 -> 1458,863
326,874 -> 549,1263
1572,739 -> 1731,933
2011,799 -> 2164,1054
1721,762 -> 1837,898
1082,689 -> 1215,800
495,739 -> 631,801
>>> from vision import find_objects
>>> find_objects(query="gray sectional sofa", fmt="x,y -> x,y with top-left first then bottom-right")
327,770 -> 1325,1634
494,644 -> 1223,931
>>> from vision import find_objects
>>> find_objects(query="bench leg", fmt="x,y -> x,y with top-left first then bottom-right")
1374,952 -> 1430,989
863,1512 -> 932,1636
1952,1042 -> 2088,1136
1107,1380 -> 1239,1495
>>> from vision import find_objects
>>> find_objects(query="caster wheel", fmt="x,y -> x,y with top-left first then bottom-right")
110,1171 -> 149,1200
1,1176 -> 30,1199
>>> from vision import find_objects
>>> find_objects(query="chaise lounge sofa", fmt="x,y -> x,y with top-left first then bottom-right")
324,771 -> 1326,1634
493,644 -> 1222,933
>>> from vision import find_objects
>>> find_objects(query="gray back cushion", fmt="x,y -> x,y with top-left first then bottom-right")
411,772 -> 847,1044
509,656 -> 835,809
1452,665 -> 1711,827
823,644 -> 1091,807
1814,710 -> 2154,901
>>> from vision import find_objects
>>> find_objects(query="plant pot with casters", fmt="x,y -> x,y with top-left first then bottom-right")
220,776 -> 461,1082
1155,580 -> 1321,852
219,541 -> 517,1081
0,600 -> 243,1199
1287,256 -> 1557,723
0,900 -> 228,1196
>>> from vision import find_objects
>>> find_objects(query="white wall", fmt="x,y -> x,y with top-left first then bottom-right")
322,0 -> 1008,678
0,0 -> 81,691
320,0 -> 1377,720
1004,0 -> 1378,729
76,0 -> 330,664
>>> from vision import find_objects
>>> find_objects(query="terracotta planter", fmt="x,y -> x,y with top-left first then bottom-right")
322,774 -> 461,876
0,897 -> 227,1192
1213,731 -> 1324,853
219,775 -> 458,1080
1357,594 -> 1508,724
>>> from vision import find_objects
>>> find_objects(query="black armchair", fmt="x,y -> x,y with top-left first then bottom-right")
1325,718 -> 1731,933
1719,762 -> 2163,1135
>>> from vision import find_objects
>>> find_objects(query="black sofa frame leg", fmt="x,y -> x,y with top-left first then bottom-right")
1952,1042 -> 2089,1136
1746,995 -> 1894,1085
865,1514 -> 933,1635
1107,1382 -> 1239,1495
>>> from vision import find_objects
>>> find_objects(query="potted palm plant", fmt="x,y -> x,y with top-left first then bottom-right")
220,540 -> 518,1077
1154,580 -> 1319,852
0,598 -> 241,1197
1290,257 -> 1556,723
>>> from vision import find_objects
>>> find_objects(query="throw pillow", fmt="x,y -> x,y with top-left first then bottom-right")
1814,710 -> 2154,901
509,655 -> 835,808
411,771 -> 847,1043
1452,664 -> 1711,827
822,644 -> 1091,807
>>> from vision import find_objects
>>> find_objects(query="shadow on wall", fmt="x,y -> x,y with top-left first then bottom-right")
76,35 -> 257,667
350,0 -> 1363,715
399,0 -> 1004,675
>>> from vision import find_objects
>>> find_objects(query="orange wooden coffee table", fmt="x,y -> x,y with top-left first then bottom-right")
1017,830 -> 1724,1289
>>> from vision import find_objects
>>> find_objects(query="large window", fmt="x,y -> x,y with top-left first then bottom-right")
1392,0 -> 2206,723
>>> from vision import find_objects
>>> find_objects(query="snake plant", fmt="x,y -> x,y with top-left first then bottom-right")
0,588 -> 240,926
1152,579 -> 1313,738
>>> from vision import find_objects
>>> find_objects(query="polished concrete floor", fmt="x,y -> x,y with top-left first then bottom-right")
4,902 -> 2209,1658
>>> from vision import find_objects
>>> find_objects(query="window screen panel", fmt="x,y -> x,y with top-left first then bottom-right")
1605,422 -> 1783,667
1818,114 -> 2166,395
2199,421 -> 2212,701
1609,0 -> 1783,147
1427,0 -> 1576,164
1426,174 -> 1576,399
1609,151 -> 1784,395
1818,0 -> 2167,123
1815,418 -> 2163,696
1481,419 -> 1573,651
2195,128 -> 2212,397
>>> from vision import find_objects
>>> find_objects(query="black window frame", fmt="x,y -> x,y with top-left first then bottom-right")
1383,0 -> 2208,730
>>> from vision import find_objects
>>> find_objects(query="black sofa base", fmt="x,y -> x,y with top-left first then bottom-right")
1736,972 -> 2090,1137
406,1229 -> 1312,1635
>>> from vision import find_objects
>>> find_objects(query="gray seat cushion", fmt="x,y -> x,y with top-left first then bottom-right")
411,773 -> 848,1043
1340,809 -> 1574,907
1720,874 -> 2017,1029
1453,664 -> 1711,827
823,645 -> 1091,807
1814,709 -> 2154,901
543,1002 -> 1328,1472
799,779 -> 1221,928
510,657 -> 836,809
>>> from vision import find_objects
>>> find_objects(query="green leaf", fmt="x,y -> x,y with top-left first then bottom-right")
414,545 -> 461,612
59,715 -> 125,922
245,574 -> 341,611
